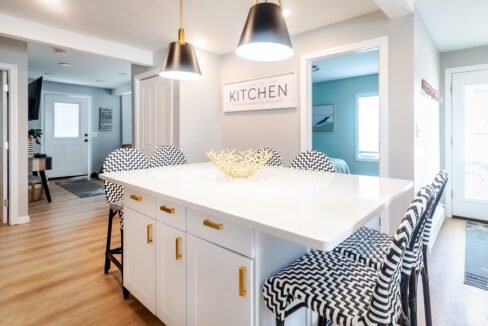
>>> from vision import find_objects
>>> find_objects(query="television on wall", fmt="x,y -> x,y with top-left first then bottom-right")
28,77 -> 43,121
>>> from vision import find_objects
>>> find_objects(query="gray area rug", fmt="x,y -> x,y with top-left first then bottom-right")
57,180 -> 105,198
465,221 -> 488,291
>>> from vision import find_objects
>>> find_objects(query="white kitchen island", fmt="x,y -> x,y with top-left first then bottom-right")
100,163 -> 412,326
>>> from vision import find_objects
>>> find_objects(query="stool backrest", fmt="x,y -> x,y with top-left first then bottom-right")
102,148 -> 150,205
366,186 -> 433,325
289,150 -> 335,172
258,147 -> 283,167
423,171 -> 448,247
150,145 -> 187,168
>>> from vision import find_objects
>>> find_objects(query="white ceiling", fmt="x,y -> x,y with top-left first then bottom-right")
312,50 -> 379,83
0,0 -> 379,55
28,42 -> 131,89
415,0 -> 488,52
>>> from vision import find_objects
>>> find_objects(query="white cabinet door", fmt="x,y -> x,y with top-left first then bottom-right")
156,222 -> 186,326
187,235 -> 254,326
123,207 -> 156,314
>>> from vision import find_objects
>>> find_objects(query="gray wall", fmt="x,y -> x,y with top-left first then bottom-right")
220,11 -> 415,234
0,36 -> 29,222
439,45 -> 488,169
29,81 -> 122,173
121,93 -> 132,144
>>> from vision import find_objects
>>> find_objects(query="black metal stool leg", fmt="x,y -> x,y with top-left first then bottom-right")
121,228 -> 130,299
276,318 -> 285,326
104,209 -> 115,274
408,268 -> 419,326
421,266 -> 433,326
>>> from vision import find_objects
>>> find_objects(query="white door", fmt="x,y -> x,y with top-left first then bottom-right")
44,94 -> 89,178
0,71 -> 8,223
452,69 -> 488,220
156,222 -> 186,326
136,76 -> 174,157
187,235 -> 254,326
123,207 -> 156,313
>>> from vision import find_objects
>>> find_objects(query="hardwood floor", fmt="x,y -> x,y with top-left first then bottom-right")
0,182 -> 162,325
1,182 -> 487,325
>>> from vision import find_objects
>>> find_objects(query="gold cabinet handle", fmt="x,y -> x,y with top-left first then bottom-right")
147,224 -> 153,244
130,194 -> 143,202
239,266 -> 247,297
203,219 -> 224,230
160,205 -> 176,214
175,237 -> 183,260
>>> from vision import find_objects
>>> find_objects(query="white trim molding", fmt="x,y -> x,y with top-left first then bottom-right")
0,62 -> 29,225
0,13 -> 153,66
300,36 -> 389,177
443,63 -> 488,217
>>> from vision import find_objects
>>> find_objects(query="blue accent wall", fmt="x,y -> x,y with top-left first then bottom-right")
312,74 -> 379,176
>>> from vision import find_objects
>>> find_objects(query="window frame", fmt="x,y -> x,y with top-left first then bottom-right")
355,92 -> 380,162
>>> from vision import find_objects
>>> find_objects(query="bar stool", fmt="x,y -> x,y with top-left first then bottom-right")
289,150 -> 335,172
102,148 -> 150,298
150,145 -> 187,167
262,186 -> 434,326
258,147 -> 283,167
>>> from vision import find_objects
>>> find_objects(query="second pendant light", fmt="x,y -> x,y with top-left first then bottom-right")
159,0 -> 202,80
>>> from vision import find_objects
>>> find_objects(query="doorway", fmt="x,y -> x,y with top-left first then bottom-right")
300,37 -> 389,177
43,93 -> 91,178
0,70 -> 9,224
451,69 -> 488,221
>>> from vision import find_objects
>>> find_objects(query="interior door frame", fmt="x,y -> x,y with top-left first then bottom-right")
444,63 -> 488,217
300,36 -> 389,178
0,63 -> 19,225
133,68 -> 178,152
40,91 -> 93,178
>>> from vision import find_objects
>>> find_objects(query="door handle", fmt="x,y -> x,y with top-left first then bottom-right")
147,224 -> 153,244
239,266 -> 247,297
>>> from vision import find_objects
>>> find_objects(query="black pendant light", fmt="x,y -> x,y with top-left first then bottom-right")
236,0 -> 293,62
159,0 -> 202,80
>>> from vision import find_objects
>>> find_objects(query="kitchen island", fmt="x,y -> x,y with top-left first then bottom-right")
101,163 -> 412,326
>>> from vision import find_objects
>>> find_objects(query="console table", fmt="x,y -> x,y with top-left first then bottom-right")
28,156 -> 52,202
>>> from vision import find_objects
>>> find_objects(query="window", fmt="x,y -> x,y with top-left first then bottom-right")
356,94 -> 379,161
54,102 -> 80,138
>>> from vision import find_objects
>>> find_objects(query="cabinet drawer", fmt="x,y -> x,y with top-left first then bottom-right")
125,189 -> 155,218
155,199 -> 186,231
187,210 -> 254,258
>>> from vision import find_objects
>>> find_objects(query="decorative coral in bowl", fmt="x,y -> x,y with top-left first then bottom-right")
207,149 -> 272,178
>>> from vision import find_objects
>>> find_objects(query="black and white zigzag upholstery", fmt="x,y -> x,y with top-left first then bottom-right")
289,150 -> 335,172
102,148 -> 150,228
150,145 -> 187,168
423,171 -> 448,246
258,147 -> 283,167
263,188 -> 431,325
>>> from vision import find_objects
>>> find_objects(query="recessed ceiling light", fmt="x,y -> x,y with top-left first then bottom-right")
37,0 -> 66,13
44,72 -> 54,75
282,9 -> 291,17
117,72 -> 128,76
96,80 -> 105,83
59,62 -> 73,67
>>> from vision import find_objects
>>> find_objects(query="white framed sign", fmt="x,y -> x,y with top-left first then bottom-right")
223,72 -> 297,112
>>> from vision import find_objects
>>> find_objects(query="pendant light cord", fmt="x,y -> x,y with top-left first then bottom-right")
180,0 -> 183,29
178,0 -> 185,44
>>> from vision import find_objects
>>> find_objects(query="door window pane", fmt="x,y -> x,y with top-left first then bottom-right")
54,102 -> 80,138
464,84 -> 488,201
357,95 -> 379,161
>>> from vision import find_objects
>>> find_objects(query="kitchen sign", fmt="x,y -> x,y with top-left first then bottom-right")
223,72 -> 296,112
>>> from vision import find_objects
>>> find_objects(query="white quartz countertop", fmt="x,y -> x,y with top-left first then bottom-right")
100,163 -> 413,250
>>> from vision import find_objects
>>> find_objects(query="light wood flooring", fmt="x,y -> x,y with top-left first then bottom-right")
0,182 -> 487,325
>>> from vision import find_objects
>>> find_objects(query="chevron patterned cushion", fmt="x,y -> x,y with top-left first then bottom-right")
150,145 -> 187,168
263,186 -> 431,325
290,150 -> 335,172
102,148 -> 150,229
258,147 -> 283,167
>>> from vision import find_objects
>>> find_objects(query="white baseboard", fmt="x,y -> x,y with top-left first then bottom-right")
12,215 -> 30,225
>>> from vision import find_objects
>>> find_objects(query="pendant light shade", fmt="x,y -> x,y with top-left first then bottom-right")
236,1 -> 293,62
159,0 -> 202,80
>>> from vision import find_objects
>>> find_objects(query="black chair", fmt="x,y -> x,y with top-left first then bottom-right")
102,148 -> 150,298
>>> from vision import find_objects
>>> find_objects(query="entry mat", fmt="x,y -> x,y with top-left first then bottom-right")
57,180 -> 105,198
464,221 -> 488,291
